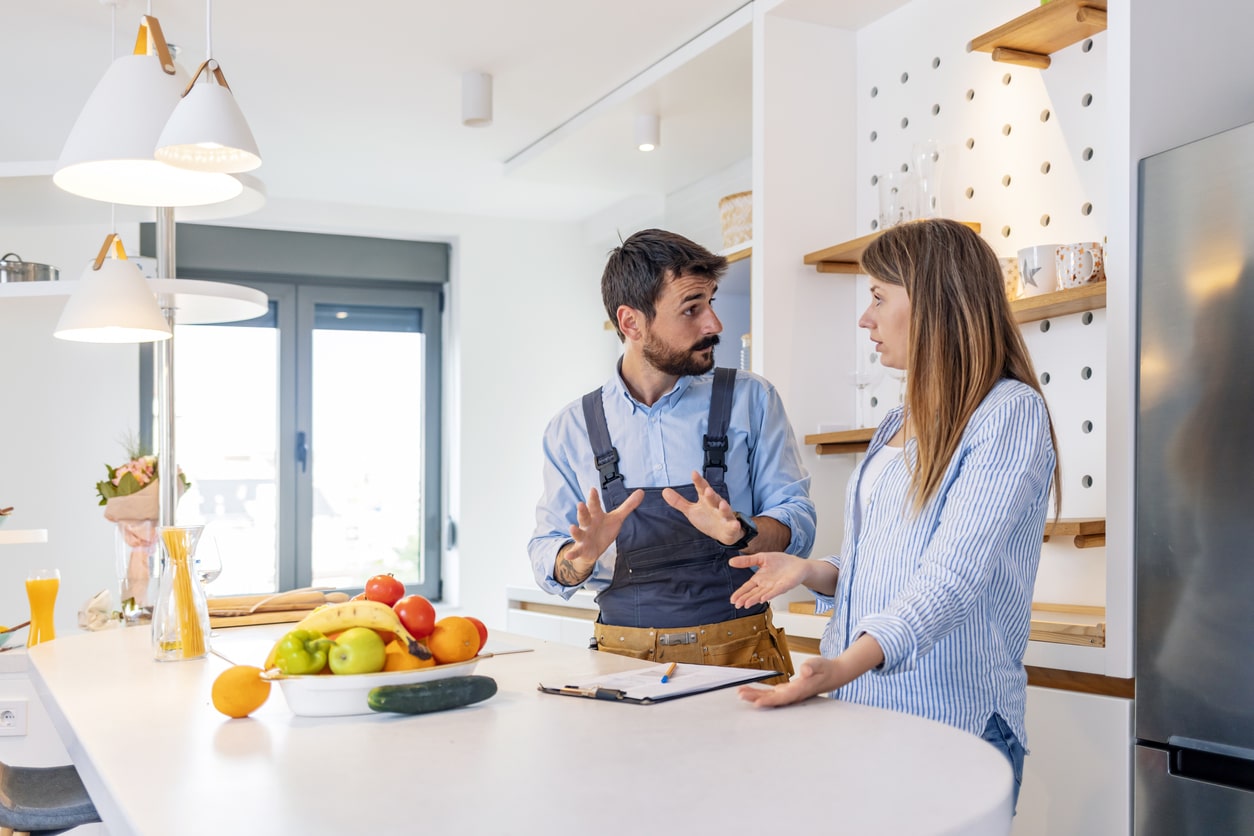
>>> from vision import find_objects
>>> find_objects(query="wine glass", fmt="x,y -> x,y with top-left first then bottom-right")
194,530 -> 223,589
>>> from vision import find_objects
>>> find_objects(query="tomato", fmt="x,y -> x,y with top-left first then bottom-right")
465,616 -> 488,651
364,574 -> 405,607
393,594 -> 437,638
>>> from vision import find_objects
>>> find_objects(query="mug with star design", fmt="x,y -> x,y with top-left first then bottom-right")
1017,244 -> 1061,297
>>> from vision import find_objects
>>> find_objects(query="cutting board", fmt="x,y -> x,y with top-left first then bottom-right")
207,589 -> 351,628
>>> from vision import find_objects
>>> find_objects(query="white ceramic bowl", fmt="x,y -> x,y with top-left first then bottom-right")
269,657 -> 481,717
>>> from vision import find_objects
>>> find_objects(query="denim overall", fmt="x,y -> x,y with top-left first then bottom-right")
581,367 -> 765,629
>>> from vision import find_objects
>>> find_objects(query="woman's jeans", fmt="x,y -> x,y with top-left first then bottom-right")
980,713 -> 1025,813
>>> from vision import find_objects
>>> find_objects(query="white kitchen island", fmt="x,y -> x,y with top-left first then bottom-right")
28,625 -> 1012,835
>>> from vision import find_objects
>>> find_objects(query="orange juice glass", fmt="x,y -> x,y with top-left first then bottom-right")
26,568 -> 60,647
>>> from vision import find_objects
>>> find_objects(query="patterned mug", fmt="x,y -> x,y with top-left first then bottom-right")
1017,244 -> 1060,297
1056,242 -> 1104,288
999,257 -> 1022,302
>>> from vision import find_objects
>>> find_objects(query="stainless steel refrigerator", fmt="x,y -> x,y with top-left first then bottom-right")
1135,120 -> 1254,833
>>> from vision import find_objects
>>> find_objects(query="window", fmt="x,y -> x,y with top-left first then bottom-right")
140,225 -> 448,599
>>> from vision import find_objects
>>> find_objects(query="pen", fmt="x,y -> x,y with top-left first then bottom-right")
660,662 -> 678,683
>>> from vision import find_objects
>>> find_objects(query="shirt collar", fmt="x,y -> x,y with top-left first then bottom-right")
609,358 -> 698,414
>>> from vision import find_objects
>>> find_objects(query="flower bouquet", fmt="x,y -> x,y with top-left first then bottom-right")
97,444 -> 190,624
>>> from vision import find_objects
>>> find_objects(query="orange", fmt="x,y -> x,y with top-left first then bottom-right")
211,665 -> 272,718
427,616 -> 481,664
383,639 -> 436,671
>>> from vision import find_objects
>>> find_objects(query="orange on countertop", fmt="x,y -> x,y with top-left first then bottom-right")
427,616 -> 481,664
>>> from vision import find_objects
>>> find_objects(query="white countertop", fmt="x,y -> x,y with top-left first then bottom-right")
29,625 -> 1012,836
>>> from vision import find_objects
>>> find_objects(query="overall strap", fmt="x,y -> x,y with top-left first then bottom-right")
581,388 -> 630,507
703,367 -> 736,487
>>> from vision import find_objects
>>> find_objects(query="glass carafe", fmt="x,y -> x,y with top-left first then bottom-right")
152,525 -> 210,661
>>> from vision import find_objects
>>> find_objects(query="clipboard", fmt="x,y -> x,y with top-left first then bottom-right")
538,662 -> 780,705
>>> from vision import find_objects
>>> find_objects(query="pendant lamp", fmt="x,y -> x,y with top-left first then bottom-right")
53,16 -> 241,207
156,62 -> 261,172
53,234 -> 172,344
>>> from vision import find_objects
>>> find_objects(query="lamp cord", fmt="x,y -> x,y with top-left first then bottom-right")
206,0 -> 213,59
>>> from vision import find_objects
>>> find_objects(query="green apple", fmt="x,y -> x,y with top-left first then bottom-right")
327,627 -> 387,675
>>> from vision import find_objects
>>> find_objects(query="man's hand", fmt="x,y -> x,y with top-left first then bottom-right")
661,470 -> 741,545
553,486 -> 644,586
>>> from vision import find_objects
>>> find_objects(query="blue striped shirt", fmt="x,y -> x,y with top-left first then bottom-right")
529,368 -> 816,599
816,379 -> 1055,746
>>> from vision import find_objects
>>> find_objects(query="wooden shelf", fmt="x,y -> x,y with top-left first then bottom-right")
1012,282 -> 1106,323
803,222 -> 981,274
0,528 -> 48,545
787,601 -> 1105,648
967,0 -> 1108,69
803,427 -> 875,455
1043,517 -> 1106,548
721,241 -> 752,264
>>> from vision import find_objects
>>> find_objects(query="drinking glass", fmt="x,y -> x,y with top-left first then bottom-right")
194,530 -> 223,589
26,568 -> 60,647
878,171 -> 918,228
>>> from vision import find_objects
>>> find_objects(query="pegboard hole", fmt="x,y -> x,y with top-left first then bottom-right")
870,130 -> 878,142
869,354 -> 879,365
1081,366 -> 1093,380
1039,321 -> 1051,333
1082,475 -> 1094,489
870,219 -> 879,231
901,117 -> 910,129
1082,420 -> 1094,434
871,86 -> 879,98
932,103 -> 941,116
871,174 -> 879,186
1040,109 -> 1051,122
1082,38 -> 1094,52
1001,226 -> 1012,238
901,162 -> 909,173
932,56 -> 941,69
901,72 -> 909,84
965,187 -> 975,199
1002,174 -> 1012,187
1040,214 -> 1051,227
1002,73 -> 1013,85
1082,147 -> 1094,161
1041,161 -> 1052,174
1040,372 -> 1051,385
1082,93 -> 1093,107
1082,202 -> 1093,216
1081,312 -> 1093,325
966,137 -> 975,150
1002,123 -> 1012,136
966,88 -> 975,101
870,396 -> 879,408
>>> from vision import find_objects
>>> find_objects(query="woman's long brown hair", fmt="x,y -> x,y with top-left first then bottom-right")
861,219 -> 1061,516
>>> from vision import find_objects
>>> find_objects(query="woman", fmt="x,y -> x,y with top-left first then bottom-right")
731,219 -> 1060,807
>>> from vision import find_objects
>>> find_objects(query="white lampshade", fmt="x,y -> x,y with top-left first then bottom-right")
156,77 -> 261,173
54,52 -> 242,206
54,256 -> 172,344
635,113 -> 660,152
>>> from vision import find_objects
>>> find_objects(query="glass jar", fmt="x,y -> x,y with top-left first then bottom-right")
151,525 -> 210,661
115,519 -> 158,625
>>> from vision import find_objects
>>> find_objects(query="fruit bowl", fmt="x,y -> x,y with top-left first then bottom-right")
266,656 -> 481,717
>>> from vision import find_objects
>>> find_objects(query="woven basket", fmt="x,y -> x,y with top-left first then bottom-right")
718,191 -> 752,249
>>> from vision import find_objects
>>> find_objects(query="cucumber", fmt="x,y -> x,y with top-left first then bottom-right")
367,675 -> 498,715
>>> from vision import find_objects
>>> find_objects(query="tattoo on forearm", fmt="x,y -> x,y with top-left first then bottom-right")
555,555 -> 593,587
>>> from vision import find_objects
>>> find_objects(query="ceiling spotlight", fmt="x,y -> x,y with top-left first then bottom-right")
635,113 -> 660,152
462,71 -> 493,127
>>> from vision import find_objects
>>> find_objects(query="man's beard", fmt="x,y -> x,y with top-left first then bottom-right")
642,332 -> 720,376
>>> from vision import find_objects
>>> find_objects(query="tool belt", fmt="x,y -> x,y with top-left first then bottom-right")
594,609 -> 794,685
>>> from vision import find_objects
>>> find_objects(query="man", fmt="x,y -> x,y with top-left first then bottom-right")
528,229 -> 816,681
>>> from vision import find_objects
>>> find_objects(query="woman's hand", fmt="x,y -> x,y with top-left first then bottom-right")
738,657 -> 844,707
728,552 -> 811,608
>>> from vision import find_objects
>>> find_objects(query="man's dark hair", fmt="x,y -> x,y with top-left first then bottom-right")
601,229 -> 728,341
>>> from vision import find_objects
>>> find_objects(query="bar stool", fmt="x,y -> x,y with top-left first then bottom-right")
0,760 -> 100,836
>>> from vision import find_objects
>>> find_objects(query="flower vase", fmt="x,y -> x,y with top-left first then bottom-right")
115,519 -> 158,625
152,525 -> 211,662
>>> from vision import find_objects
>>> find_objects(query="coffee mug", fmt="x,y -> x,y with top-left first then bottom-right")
1017,244 -> 1060,297
999,257 -> 1022,302
1056,242 -> 1104,288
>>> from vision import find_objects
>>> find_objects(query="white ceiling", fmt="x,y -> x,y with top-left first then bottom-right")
0,0 -> 761,226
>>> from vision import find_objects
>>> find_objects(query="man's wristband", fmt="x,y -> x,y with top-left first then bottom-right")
724,512 -> 759,551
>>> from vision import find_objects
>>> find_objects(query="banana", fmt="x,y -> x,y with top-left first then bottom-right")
263,600 -> 431,669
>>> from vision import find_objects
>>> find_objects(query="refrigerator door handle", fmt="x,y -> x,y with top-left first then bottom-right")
1166,736 -> 1254,793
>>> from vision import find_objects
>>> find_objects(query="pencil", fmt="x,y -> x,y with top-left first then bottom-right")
660,662 -> 678,683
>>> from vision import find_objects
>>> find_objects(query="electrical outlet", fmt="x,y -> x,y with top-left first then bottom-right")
0,699 -> 28,736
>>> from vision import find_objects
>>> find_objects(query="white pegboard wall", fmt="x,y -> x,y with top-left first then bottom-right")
846,0 -> 1108,606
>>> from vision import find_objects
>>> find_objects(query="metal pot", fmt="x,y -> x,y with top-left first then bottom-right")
0,253 -> 59,283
